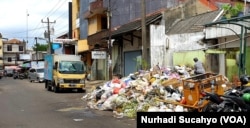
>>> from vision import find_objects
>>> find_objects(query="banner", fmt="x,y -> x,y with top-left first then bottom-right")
137,112 -> 249,128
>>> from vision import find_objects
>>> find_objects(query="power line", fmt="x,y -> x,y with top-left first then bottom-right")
47,0 -> 68,18
29,0 -> 68,40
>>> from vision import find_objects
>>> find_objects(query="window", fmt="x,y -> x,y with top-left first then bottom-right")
7,45 -> 12,51
101,17 -> 107,29
7,57 -> 12,62
19,46 -> 23,51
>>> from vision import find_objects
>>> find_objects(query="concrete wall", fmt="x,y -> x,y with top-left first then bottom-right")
103,0 -> 178,28
150,13 -> 206,68
150,23 -> 167,67
205,24 -> 249,39
173,50 -> 206,68
72,0 -> 80,39
79,0 -> 88,39
149,0 -> 211,68
168,32 -> 206,67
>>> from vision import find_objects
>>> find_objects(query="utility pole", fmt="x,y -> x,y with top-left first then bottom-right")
141,0 -> 147,67
35,37 -> 38,65
41,17 -> 56,54
108,0 -> 112,80
26,9 -> 29,53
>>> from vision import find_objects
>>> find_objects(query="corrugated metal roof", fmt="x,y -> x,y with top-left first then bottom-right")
167,10 -> 222,35
111,13 -> 162,37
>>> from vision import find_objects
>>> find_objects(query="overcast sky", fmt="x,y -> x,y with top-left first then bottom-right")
0,0 -> 71,48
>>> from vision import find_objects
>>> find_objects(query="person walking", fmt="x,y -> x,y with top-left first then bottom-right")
193,57 -> 205,75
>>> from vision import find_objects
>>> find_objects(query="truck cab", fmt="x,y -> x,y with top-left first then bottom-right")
44,54 -> 86,93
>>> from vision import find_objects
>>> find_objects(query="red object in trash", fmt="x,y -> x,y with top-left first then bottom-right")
180,97 -> 186,104
112,78 -> 120,84
113,87 -> 121,94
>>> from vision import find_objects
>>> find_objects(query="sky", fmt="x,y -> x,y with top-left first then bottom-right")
0,0 -> 71,49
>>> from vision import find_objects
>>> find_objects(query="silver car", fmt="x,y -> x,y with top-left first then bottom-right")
28,67 -> 44,83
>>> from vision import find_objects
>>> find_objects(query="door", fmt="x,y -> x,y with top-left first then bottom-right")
124,51 -> 141,76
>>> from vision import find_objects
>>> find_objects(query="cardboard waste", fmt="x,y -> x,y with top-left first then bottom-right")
81,65 -> 229,118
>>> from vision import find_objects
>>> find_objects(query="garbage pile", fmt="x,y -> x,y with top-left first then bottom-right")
81,65 -> 195,118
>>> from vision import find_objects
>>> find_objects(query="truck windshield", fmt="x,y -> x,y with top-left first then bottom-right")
59,61 -> 85,74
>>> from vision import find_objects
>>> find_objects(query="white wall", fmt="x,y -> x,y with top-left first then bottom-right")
205,24 -> 250,39
167,32 -> 206,67
150,20 -> 207,68
150,24 -> 167,67
3,44 -> 24,53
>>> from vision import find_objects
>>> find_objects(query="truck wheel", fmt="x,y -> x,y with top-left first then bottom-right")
53,86 -> 59,93
53,83 -> 59,93
46,81 -> 51,91
45,81 -> 47,88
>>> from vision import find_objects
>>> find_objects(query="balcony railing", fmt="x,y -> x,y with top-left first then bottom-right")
84,0 -> 106,18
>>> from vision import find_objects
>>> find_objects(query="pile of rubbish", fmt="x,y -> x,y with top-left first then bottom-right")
81,65 -> 199,118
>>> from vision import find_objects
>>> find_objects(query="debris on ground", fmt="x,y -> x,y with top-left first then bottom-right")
82,65 -> 230,118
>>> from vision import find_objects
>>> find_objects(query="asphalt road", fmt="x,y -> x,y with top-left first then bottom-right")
0,77 -> 136,128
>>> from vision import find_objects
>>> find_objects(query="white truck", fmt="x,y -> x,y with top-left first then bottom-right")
44,54 -> 86,93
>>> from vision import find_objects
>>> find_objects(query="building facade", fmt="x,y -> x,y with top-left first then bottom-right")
3,39 -> 26,67
72,0 -> 249,80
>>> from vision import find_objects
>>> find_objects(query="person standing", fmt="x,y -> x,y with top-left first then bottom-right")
193,57 -> 205,75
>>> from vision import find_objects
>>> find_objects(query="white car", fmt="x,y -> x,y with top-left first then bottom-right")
28,67 -> 44,83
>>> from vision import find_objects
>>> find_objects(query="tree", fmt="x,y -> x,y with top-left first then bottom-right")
33,43 -> 48,51
222,2 -> 244,19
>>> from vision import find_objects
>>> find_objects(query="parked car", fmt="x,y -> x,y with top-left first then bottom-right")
28,67 -> 44,83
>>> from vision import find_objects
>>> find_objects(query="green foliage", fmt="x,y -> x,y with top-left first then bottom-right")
222,2 -> 244,19
134,57 -> 149,71
33,43 -> 48,51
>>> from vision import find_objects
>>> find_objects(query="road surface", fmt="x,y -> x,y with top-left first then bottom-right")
0,77 -> 136,128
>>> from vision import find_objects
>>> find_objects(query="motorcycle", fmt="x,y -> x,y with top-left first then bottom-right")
13,72 -> 25,80
201,91 -> 223,112
202,75 -> 250,112
216,87 -> 250,112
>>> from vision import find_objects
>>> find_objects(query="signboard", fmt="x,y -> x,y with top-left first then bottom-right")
44,55 -> 53,80
53,39 -> 76,43
20,54 -> 31,60
91,51 -> 106,59
31,61 -> 44,68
